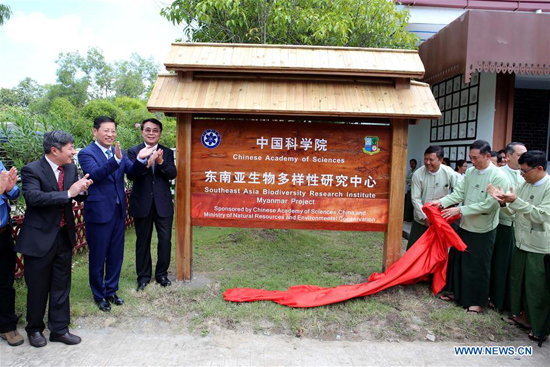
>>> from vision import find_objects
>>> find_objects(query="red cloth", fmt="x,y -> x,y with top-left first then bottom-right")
223,203 -> 466,308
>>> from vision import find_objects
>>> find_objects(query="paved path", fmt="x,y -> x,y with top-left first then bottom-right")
1,325 -> 548,366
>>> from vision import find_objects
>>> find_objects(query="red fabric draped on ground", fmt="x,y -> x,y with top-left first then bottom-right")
223,203 -> 467,308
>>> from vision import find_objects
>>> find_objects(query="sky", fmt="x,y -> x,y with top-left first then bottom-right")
0,0 -> 184,88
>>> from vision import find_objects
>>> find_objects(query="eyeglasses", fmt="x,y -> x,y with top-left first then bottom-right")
144,128 -> 160,134
520,167 -> 536,175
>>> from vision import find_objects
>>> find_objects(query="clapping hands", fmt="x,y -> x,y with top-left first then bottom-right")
0,171 -> 7,195
68,174 -> 93,198
487,184 -> 516,204
0,167 -> 19,194
114,142 -> 123,160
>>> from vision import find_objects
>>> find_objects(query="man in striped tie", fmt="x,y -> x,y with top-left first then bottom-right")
16,130 -> 92,347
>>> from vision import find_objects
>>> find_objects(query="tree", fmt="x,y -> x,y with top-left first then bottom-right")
82,47 -> 114,99
49,97 -> 77,120
113,54 -> 159,99
0,4 -> 11,26
160,0 -> 419,49
0,78 -> 45,108
79,99 -> 123,122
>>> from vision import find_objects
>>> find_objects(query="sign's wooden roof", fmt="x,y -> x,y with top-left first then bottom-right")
164,43 -> 425,79
147,74 -> 440,119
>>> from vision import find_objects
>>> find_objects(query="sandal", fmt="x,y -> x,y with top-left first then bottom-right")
466,307 -> 481,314
438,294 -> 454,302
528,332 -> 548,343
503,316 -> 531,330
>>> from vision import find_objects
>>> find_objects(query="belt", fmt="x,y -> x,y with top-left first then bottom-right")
0,225 -> 9,234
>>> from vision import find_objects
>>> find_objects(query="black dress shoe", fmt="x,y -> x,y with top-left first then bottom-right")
106,294 -> 123,306
95,298 -> 111,312
50,332 -> 81,345
156,276 -> 172,287
137,282 -> 148,292
27,331 -> 47,348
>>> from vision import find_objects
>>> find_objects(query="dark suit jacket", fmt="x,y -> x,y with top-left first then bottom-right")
127,143 -> 177,218
78,142 -> 147,224
15,158 -> 84,257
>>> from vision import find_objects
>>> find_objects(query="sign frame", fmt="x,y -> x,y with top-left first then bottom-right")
175,114 -> 409,281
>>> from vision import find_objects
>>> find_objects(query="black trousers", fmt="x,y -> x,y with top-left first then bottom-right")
0,227 -> 19,333
134,201 -> 173,284
24,227 -> 72,334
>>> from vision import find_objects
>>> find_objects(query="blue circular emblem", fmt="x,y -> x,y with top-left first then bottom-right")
201,129 -> 221,149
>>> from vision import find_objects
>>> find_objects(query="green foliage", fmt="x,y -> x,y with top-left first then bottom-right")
0,47 -> 174,168
161,0 -> 419,49
160,117 -> 177,148
113,53 -> 159,99
49,97 -> 77,120
0,4 -> 11,25
0,78 -> 46,108
0,88 -> 19,107
79,99 -> 124,122
17,48 -> 161,109
116,124 -> 145,150
115,96 -> 146,111
82,47 -> 114,99
0,111 -> 91,170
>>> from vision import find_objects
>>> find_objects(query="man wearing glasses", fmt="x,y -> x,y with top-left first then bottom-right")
127,119 -> 177,292
489,142 -> 526,312
431,140 -> 509,314
488,150 -> 550,343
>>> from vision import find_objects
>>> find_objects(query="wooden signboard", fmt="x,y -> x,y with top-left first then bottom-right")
191,119 -> 391,231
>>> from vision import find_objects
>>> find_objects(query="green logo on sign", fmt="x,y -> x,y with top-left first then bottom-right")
363,136 -> 380,155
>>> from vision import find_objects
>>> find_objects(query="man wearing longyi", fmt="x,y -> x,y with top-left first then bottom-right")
488,150 -> 550,343
431,140 -> 509,314
407,145 -> 459,250
16,131 -> 92,347
78,116 -> 153,312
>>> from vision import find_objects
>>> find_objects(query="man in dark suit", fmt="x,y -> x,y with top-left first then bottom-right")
0,162 -> 22,347
78,116 -> 152,312
15,130 -> 93,348
127,118 -> 177,291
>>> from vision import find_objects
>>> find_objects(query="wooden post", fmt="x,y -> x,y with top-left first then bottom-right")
493,73 -> 515,150
175,114 -> 193,281
383,119 -> 409,270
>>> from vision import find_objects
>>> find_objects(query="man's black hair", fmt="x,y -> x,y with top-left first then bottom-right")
470,140 -> 491,155
424,145 -> 444,159
43,130 -> 74,154
141,118 -> 163,131
518,150 -> 547,171
490,151 -> 502,164
93,116 -> 117,129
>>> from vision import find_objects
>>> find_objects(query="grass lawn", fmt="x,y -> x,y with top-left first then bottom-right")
13,226 -> 524,342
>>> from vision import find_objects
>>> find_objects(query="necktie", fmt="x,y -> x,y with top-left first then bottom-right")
58,166 -> 66,228
106,149 -> 113,159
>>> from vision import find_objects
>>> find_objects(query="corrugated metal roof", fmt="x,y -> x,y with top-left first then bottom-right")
147,74 -> 440,119
164,43 -> 425,79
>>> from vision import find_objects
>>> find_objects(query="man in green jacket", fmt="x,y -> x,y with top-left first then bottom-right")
407,145 -> 459,250
488,150 -> 550,342
431,140 -> 509,314
489,142 -> 526,311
